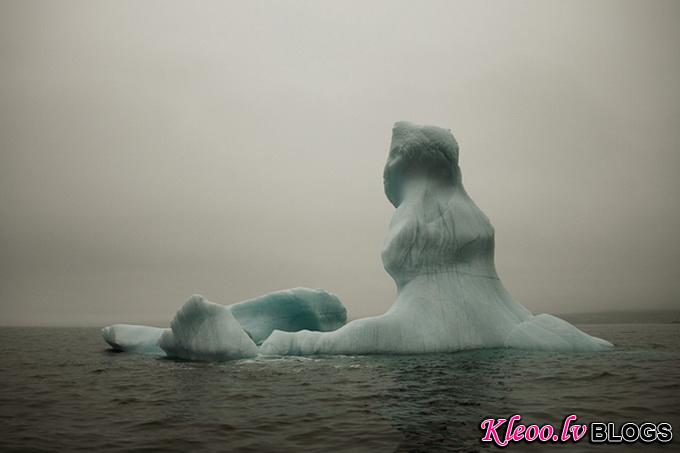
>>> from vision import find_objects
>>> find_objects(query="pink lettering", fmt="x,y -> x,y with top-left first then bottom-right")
480,418 -> 508,446
570,424 -> 588,441
561,414 -> 577,441
525,424 -> 539,441
481,415 -> 587,447
539,425 -> 554,441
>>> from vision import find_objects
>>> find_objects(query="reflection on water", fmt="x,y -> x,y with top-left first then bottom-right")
0,324 -> 678,452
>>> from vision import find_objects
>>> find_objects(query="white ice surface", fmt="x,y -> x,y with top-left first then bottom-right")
228,288 -> 346,344
103,122 -> 612,360
504,314 -> 613,352
260,122 -> 613,355
101,324 -> 167,354
101,288 -> 347,356
158,295 -> 258,361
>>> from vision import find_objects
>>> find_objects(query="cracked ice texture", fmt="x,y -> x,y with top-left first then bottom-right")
260,122 -> 612,355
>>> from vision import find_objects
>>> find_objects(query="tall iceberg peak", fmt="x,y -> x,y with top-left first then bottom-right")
384,121 -> 460,208
260,122 -> 612,355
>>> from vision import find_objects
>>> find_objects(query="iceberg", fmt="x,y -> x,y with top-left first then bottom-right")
228,288 -> 346,344
101,288 -> 347,357
260,121 -> 612,355
102,122 -> 612,361
101,324 -> 167,354
504,314 -> 613,352
159,295 -> 258,361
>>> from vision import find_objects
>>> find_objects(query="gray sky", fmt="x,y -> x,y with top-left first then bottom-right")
1,0 -> 679,326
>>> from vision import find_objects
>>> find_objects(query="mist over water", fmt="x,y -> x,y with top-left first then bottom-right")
2,1 -> 680,325
1,324 -> 678,452
1,1 -> 679,451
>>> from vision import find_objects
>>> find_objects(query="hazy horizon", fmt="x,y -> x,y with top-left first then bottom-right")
1,0 -> 679,326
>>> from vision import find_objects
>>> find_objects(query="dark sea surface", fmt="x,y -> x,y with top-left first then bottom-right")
0,324 -> 678,452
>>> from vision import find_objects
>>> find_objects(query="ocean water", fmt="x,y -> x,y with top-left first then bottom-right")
0,324 -> 678,452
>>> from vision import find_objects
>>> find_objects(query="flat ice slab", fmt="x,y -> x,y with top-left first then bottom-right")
504,314 -> 613,352
101,324 -> 167,354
